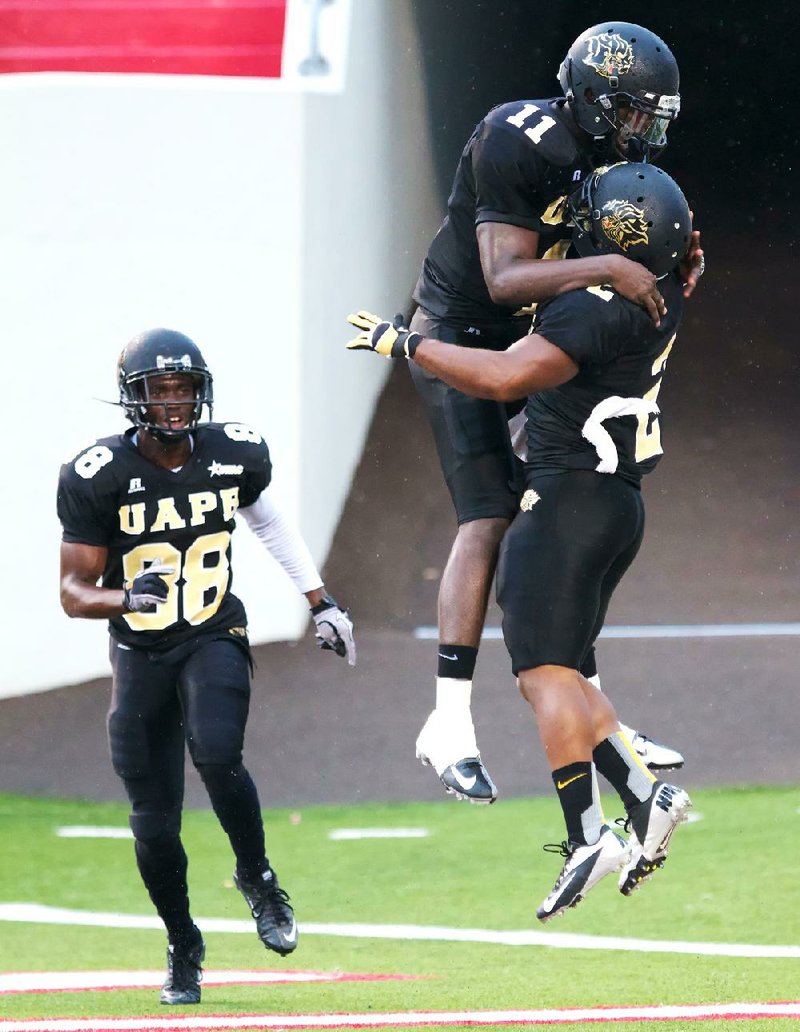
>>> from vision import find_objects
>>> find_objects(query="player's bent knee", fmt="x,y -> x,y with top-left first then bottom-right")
455,516 -> 511,555
517,664 -> 577,705
129,807 -> 182,843
193,761 -> 246,793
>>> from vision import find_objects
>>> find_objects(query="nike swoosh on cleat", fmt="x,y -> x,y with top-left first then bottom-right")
283,919 -> 298,944
556,773 -> 588,790
451,769 -> 478,791
437,652 -> 459,661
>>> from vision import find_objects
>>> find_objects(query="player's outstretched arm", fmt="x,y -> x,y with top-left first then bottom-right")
345,311 -> 577,402
239,490 -> 356,666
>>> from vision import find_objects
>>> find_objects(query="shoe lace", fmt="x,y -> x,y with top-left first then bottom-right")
541,840 -> 578,892
542,840 -> 572,859
615,815 -> 632,834
170,947 -> 203,988
251,881 -> 292,922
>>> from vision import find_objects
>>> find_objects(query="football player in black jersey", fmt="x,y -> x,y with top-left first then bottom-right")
57,328 -> 356,1005
406,21 -> 703,803
347,161 -> 694,920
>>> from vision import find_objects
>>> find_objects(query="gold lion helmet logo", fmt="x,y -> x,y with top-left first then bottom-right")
599,199 -> 649,252
582,32 -> 634,80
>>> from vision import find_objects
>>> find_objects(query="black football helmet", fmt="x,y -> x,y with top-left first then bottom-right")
118,328 -> 213,440
558,22 -> 680,158
569,162 -> 691,278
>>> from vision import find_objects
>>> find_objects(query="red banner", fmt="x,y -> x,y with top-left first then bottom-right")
0,0 -> 288,77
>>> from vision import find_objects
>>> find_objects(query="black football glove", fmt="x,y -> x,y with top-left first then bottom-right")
346,311 -> 422,359
123,562 -> 174,613
311,594 -> 356,666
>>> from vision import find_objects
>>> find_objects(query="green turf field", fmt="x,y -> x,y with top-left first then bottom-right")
0,785 -> 798,1030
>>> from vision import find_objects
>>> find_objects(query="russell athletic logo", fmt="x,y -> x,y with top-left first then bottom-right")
599,199 -> 649,252
582,31 -> 634,79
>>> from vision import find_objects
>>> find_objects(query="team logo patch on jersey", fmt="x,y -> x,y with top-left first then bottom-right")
229,626 -> 247,637
520,489 -> 541,511
599,199 -> 649,252
208,461 -> 244,477
582,32 -> 634,80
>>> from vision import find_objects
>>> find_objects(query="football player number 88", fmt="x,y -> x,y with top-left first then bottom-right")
121,531 -> 231,631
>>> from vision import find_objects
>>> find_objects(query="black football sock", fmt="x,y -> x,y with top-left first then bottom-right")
593,731 -> 656,813
551,761 -> 604,846
134,834 -> 199,946
196,762 -> 269,883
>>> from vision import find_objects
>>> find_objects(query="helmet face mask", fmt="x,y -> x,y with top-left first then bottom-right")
118,329 -> 213,442
568,162 -> 692,278
558,22 -> 680,159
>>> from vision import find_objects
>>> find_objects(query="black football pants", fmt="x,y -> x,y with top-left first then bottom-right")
108,636 -> 268,938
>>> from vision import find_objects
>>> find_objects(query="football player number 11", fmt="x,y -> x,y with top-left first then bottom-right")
506,103 -> 556,143
122,532 -> 231,631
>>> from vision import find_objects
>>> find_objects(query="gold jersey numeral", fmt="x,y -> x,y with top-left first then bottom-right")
121,530 -> 232,632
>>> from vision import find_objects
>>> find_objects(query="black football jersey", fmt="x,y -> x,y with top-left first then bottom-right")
524,271 -> 685,484
413,98 -> 596,331
57,422 -> 271,651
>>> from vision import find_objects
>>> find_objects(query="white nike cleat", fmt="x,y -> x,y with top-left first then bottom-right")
618,781 -> 692,897
619,723 -> 685,772
415,710 -> 498,804
537,825 -> 630,923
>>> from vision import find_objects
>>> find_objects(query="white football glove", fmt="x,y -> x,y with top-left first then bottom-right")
311,595 -> 356,666
123,561 -> 175,613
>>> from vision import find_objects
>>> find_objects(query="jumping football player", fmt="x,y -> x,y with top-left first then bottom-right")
347,161 -> 694,919
407,21 -> 703,803
57,329 -> 356,1004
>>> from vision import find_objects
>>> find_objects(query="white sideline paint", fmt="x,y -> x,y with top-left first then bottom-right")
1,904 -> 799,959
1,1002 -> 800,1030
56,827 -> 133,840
0,969 -> 368,993
414,622 -> 800,640
328,828 -> 430,840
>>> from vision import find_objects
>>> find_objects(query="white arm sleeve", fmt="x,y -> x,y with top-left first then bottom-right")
238,488 -> 323,595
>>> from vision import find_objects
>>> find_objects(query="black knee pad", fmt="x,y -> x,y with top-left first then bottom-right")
129,807 -> 182,843
194,761 -> 244,795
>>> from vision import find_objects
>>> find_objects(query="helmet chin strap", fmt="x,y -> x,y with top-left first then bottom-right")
147,425 -> 191,444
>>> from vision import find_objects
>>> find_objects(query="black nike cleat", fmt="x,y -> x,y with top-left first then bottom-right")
415,710 -> 498,804
234,867 -> 298,956
160,937 -> 204,1005
437,757 -> 498,804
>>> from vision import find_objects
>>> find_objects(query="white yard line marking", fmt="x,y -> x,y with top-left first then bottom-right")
1,1002 -> 800,1030
55,827 -> 133,840
1,904 -> 797,959
0,970 -> 411,994
327,828 -> 429,840
414,622 -> 800,640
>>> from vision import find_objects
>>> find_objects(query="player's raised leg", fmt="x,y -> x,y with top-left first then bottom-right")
415,516 -> 506,803
518,664 -> 630,922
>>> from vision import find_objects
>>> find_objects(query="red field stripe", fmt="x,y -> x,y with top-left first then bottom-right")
0,0 -> 287,77
2,1001 -> 800,1029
